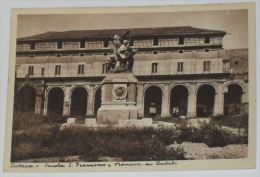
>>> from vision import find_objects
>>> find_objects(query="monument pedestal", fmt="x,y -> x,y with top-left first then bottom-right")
97,72 -> 138,124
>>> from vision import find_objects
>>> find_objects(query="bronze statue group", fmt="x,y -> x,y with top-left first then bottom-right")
106,31 -> 137,73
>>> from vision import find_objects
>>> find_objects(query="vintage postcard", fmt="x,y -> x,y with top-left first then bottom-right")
4,2 -> 256,172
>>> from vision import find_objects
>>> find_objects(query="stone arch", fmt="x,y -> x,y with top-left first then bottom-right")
169,83 -> 192,94
223,83 -> 244,115
195,82 -> 217,94
222,81 -> 245,94
16,84 -> 36,112
144,85 -> 163,118
47,87 -> 64,117
170,85 -> 189,117
143,84 -> 164,94
94,86 -> 102,116
17,82 -> 36,93
46,86 -> 65,98
196,84 -> 216,117
69,85 -> 89,99
70,87 -> 88,116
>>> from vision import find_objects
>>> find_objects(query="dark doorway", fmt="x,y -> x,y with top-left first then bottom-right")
70,87 -> 88,116
224,84 -> 243,115
94,87 -> 102,116
16,85 -> 36,112
196,84 -> 215,117
47,87 -> 64,117
170,85 -> 188,117
144,86 -> 162,118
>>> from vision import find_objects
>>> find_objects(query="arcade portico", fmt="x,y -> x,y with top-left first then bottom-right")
16,78 -> 247,119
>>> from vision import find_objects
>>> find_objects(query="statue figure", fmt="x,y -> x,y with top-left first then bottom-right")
106,56 -> 116,71
106,31 -> 136,73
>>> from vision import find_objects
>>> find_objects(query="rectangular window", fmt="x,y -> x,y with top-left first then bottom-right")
153,38 -> 159,46
178,37 -> 184,45
78,64 -> 84,74
41,68 -> 45,76
152,63 -> 158,73
203,61 -> 211,72
80,40 -> 85,48
204,36 -> 210,44
55,65 -> 61,75
177,62 -> 184,72
28,65 -> 34,75
57,41 -> 62,49
102,63 -> 107,73
30,43 -> 35,50
103,40 -> 109,48
223,60 -> 230,72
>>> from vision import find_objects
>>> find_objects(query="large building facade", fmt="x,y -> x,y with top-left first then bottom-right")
14,26 -> 248,119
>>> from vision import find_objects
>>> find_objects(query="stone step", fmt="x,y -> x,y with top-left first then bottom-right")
75,120 -> 85,124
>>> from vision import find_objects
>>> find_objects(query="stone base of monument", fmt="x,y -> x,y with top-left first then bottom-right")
97,105 -> 138,124
60,117 -> 177,129
118,118 -> 153,128
85,118 -> 153,128
96,72 -> 139,124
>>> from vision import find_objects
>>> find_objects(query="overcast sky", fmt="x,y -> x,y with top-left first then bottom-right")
17,9 -> 248,49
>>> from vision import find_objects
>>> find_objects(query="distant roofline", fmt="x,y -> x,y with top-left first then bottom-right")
17,26 -> 226,43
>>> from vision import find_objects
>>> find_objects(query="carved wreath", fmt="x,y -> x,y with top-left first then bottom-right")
112,86 -> 127,100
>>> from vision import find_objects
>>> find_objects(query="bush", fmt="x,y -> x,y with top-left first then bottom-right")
175,121 -> 247,147
12,112 -> 248,162
212,113 -> 248,130
174,121 -> 203,143
156,128 -> 181,145
79,130 -> 185,161
195,121 -> 247,147
12,124 -> 60,146
118,137 -> 185,161
12,111 -> 45,130
12,111 -> 64,131
11,143 -> 47,161
198,122 -> 231,147
52,127 -> 185,161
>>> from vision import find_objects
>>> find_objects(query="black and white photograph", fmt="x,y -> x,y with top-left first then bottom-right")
2,2 -> 256,172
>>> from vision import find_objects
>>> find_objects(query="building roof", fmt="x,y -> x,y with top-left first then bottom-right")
17,26 -> 226,42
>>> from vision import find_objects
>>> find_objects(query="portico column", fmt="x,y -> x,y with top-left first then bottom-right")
137,84 -> 144,117
187,93 -> 196,118
161,85 -> 170,118
63,86 -> 71,116
34,87 -> 44,114
87,85 -> 94,117
241,83 -> 248,103
35,95 -> 42,114
213,83 -> 224,116
43,88 -> 49,116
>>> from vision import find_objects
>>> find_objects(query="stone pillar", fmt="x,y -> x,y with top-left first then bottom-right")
43,88 -> 49,116
34,87 -> 44,114
137,84 -> 144,117
35,95 -> 42,114
63,86 -> 71,116
187,87 -> 197,118
87,85 -> 94,117
241,83 -> 248,103
161,84 -> 170,118
213,83 -> 224,116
